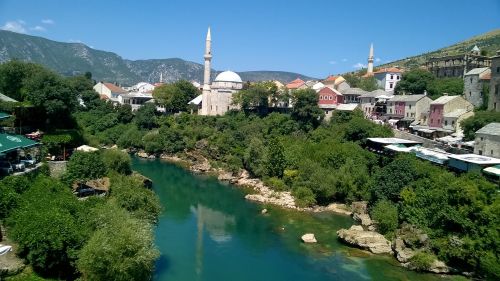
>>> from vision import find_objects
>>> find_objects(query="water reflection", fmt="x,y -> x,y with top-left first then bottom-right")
133,158 -> 463,281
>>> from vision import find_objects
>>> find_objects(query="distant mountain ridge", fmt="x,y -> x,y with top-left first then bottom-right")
377,29 -> 500,70
0,30 -> 314,85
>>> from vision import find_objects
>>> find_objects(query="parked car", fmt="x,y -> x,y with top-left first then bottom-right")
20,155 -> 36,166
0,161 -> 13,175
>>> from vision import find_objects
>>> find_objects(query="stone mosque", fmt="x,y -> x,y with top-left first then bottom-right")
199,27 -> 243,116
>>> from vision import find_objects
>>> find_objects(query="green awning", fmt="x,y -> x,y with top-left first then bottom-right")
0,112 -> 10,120
0,133 -> 39,153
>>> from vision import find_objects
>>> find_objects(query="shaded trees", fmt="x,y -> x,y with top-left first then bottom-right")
291,89 -> 324,130
153,80 -> 199,113
394,69 -> 435,95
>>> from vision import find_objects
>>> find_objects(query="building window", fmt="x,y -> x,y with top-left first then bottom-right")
497,66 -> 500,73
479,150 -> 483,155
389,108 -> 392,113
409,104 -> 412,109
470,77 -> 473,83
319,96 -> 322,100
438,119 -> 440,124
491,150 -> 494,156
480,137 -> 484,141
445,120 -> 448,126
496,85 -> 499,95
390,75 -> 394,79
452,121 -> 455,126
390,83 -> 394,89
397,76 -> 400,80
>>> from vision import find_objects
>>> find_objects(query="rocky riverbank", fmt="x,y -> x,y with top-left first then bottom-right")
136,150 -> 353,215
136,150 -> 461,277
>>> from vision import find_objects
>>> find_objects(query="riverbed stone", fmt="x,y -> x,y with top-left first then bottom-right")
301,233 -> 317,243
261,208 -> 268,214
337,225 -> 393,254
353,213 -> 372,226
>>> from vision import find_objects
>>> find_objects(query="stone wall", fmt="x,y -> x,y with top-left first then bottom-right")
393,130 -> 444,149
463,74 -> 484,107
47,161 -> 67,178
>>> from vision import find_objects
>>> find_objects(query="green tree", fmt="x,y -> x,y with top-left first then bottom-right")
291,89 -> 324,130
8,177 -> 88,278
0,60 -> 45,101
394,69 -> 435,95
153,80 -> 199,113
371,155 -> 417,202
77,202 -> 159,281
266,138 -> 286,178
358,76 -> 379,91
66,151 -> 107,182
233,81 -> 275,115
135,103 -> 158,129
371,199 -> 399,235
244,138 -> 267,177
427,77 -> 464,99
102,149 -> 132,175
23,69 -> 78,129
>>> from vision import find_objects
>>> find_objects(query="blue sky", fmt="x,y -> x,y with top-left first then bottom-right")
1,0 -> 499,78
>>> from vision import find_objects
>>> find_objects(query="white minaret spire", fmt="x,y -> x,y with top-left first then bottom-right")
201,27 -> 212,115
203,27 -> 212,87
367,43 -> 374,74
160,73 -> 163,83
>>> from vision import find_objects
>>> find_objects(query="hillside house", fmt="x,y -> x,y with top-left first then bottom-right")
323,75 -> 350,92
488,50 -> 500,112
386,94 -> 433,128
317,87 -> 344,119
93,82 -> 127,102
340,88 -> 367,104
474,122 -> 500,158
373,67 -> 403,93
463,67 -> 490,108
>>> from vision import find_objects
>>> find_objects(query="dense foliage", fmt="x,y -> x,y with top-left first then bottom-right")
153,80 -> 200,113
395,69 -> 464,99
1,149 -> 160,281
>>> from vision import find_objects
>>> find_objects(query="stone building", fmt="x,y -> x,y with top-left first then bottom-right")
474,122 -> 500,158
385,94 -> 433,128
488,50 -> 500,112
463,67 -> 491,108
425,46 -> 491,78
199,27 -> 243,116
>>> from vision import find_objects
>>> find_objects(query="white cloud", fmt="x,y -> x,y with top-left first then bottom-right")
342,58 -> 348,62
41,19 -> 55,25
375,57 -> 381,62
353,62 -> 366,69
1,20 -> 27,33
31,25 -> 46,32
329,60 -> 337,65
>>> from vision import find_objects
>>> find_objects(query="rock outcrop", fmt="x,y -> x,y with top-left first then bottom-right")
337,225 -> 393,254
301,233 -> 317,243
393,238 -> 415,263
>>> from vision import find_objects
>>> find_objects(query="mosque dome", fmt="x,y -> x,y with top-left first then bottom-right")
214,71 -> 242,83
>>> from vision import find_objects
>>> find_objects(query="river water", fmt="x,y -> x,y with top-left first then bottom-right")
132,158 -> 464,281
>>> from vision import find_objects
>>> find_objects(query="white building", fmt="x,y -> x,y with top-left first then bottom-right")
131,82 -> 155,93
373,67 -> 403,93
93,82 -> 127,102
199,27 -> 242,116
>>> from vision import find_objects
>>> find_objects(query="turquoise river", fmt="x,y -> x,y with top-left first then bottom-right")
132,158 -> 465,281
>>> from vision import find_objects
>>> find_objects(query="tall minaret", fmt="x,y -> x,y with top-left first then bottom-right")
201,27 -> 212,115
367,43 -> 374,74
159,73 -> 163,83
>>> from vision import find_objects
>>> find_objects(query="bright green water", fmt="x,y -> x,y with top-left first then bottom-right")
132,158 -> 466,281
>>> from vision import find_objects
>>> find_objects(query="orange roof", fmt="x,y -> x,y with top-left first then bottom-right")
286,78 -> 305,89
480,72 -> 491,80
373,67 -> 402,74
324,75 -> 338,82
362,72 -> 374,78
103,82 -> 127,93
153,82 -> 165,87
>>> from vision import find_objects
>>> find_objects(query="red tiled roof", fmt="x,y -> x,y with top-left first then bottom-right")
103,82 -> 127,93
286,78 -> 305,89
362,72 -> 374,78
319,86 -> 343,96
373,67 -> 402,74
153,82 -> 165,87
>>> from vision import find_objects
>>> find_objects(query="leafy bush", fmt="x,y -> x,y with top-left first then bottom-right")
264,177 -> 288,191
65,151 -> 107,182
370,199 -> 399,235
409,252 -> 436,271
102,149 -> 132,175
292,186 -> 316,207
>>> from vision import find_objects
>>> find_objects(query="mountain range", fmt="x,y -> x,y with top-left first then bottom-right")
0,30 -> 314,85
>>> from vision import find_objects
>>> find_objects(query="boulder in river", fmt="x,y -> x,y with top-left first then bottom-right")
301,233 -> 317,243
261,208 -> 268,214
393,238 -> 415,263
337,225 -> 393,254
